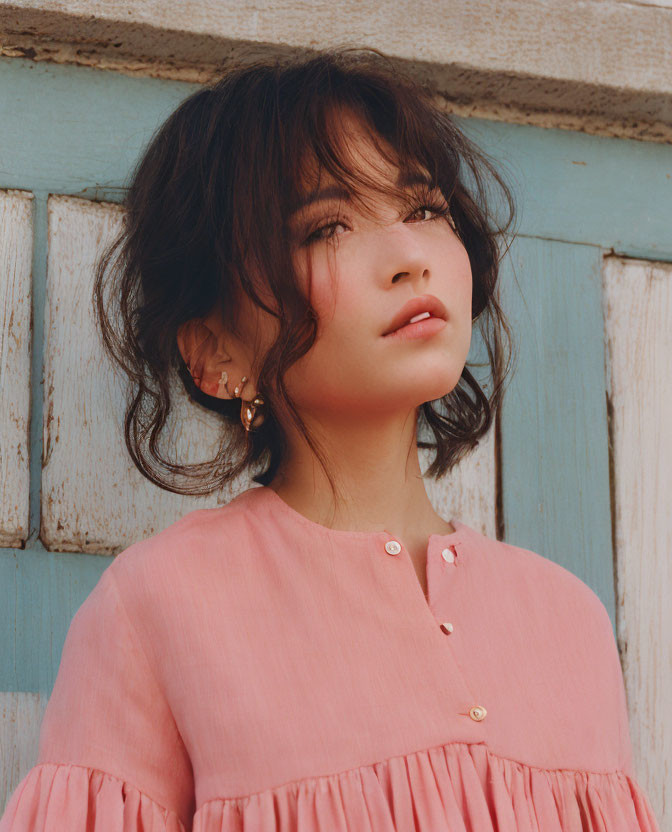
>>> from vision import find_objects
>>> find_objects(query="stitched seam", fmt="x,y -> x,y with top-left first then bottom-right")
195,738 -> 629,809
30,760 -> 187,829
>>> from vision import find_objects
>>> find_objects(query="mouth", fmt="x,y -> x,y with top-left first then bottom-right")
381,294 -> 448,337
382,312 -> 447,341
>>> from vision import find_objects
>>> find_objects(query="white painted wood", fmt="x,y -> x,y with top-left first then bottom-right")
0,190 -> 33,549
602,254 -> 671,828
421,426 -> 497,541
41,195 -> 242,555
0,691 -> 48,810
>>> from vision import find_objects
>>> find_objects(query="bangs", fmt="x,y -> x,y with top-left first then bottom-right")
277,88 -> 461,237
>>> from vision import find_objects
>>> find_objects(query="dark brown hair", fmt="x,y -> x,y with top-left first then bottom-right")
93,46 -> 517,502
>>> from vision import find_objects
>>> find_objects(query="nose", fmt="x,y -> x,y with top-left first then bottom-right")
367,217 -> 433,285
386,224 -> 430,284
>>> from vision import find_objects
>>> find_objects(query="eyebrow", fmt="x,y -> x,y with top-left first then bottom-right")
289,170 -> 435,216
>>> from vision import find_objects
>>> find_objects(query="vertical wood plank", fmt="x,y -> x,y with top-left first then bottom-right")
41,195 -> 233,556
421,422 -> 497,540
602,254 -> 671,828
498,235 -> 616,621
0,190 -> 33,548
420,321 -> 498,539
0,692 -> 48,809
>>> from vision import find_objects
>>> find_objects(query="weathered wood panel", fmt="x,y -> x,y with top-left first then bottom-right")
0,46 -> 669,822
422,431 -> 496,539
41,195 -> 232,555
498,235 -> 616,620
602,254 -> 671,828
0,692 -> 48,810
0,545 -> 115,694
2,1 -> 672,143
2,58 -> 672,261
0,189 -> 33,548
421,328 -> 498,540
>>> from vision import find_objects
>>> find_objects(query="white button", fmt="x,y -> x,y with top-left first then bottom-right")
469,705 -> 487,721
439,622 -> 454,634
385,540 -> 402,555
441,547 -> 455,563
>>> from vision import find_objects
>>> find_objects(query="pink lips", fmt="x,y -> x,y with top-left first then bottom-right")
382,315 -> 447,341
382,294 -> 448,337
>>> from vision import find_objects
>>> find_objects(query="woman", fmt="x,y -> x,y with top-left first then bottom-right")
0,47 -> 661,831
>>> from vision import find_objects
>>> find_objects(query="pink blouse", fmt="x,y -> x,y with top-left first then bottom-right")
0,484 -> 661,831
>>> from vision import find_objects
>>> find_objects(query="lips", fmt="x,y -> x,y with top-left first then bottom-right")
382,294 -> 448,336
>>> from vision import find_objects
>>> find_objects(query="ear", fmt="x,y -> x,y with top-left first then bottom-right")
176,314 -> 238,399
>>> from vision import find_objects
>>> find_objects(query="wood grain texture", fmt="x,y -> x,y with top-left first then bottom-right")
421,321 -> 498,540
2,58 -> 672,259
602,254 -> 671,828
41,195 -> 234,555
421,424 -> 496,542
0,691 -> 48,809
0,190 -> 33,548
498,235 -> 616,621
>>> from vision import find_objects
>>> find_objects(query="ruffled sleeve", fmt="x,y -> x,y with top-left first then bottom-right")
0,565 -> 195,831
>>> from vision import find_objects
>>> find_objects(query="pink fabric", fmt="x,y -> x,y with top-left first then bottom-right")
0,484 -> 661,831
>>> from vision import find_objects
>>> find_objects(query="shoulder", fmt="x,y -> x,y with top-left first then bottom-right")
466,524 -> 622,701
97,494 -> 261,646
108,493 -> 256,589
462,523 -> 613,638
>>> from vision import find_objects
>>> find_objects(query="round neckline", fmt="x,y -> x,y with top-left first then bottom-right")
246,483 -> 466,544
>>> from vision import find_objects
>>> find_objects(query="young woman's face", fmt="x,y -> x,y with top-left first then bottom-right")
277,113 -> 472,422
234,111 -> 473,426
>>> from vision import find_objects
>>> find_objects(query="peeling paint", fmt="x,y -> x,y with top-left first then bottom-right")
2,31 -> 672,145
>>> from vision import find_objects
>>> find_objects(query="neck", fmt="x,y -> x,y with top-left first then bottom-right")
267,407 -> 455,540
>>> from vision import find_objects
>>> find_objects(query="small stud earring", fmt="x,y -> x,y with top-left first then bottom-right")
217,370 -> 229,398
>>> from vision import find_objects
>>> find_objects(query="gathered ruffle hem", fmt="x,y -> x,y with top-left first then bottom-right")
1,740 -> 659,832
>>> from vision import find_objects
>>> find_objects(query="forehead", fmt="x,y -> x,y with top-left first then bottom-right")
299,109 -> 424,186
289,169 -> 436,218
290,112 -> 435,218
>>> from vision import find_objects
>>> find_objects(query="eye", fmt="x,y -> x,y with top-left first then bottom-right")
304,219 -> 348,245
302,198 -> 454,246
406,200 -> 453,224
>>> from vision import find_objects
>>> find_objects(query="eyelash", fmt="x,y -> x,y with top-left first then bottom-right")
303,200 -> 454,246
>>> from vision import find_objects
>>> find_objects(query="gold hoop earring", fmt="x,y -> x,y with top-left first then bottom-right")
241,394 -> 266,432
218,371 -> 266,432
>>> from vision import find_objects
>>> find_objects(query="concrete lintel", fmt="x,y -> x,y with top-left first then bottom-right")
1,0 -> 671,144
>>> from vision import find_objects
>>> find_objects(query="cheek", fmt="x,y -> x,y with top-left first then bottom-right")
280,260 -> 372,404
298,251 -> 354,337
436,236 -> 472,318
